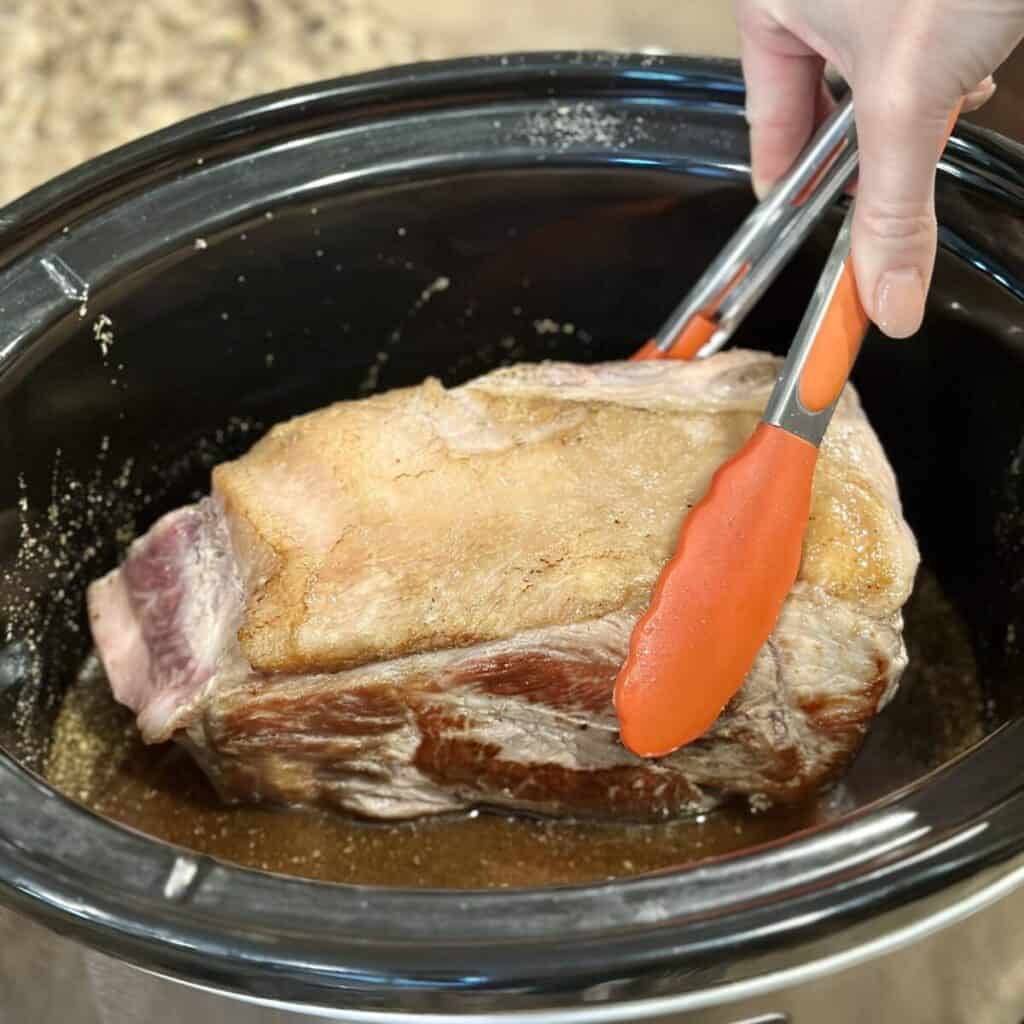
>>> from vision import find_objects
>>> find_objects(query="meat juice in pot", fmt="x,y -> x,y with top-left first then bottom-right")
44,570 -> 983,888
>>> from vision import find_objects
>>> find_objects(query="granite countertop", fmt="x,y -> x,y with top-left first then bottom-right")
0,1 -> 1016,204
0,0 -> 735,204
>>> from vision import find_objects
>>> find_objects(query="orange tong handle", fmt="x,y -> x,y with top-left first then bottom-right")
631,314 -> 717,362
798,100 -> 962,408
614,423 -> 818,757
798,259 -> 869,411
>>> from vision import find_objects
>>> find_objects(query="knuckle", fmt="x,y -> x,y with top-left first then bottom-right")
857,203 -> 934,245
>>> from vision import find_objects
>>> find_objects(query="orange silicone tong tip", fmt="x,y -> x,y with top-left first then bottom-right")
631,338 -> 662,361
630,314 -> 717,362
614,424 -> 818,758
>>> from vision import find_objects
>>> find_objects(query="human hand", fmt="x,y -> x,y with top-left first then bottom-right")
735,0 -> 1024,337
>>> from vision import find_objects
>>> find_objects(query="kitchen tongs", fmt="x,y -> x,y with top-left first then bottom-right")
617,97 -> 962,758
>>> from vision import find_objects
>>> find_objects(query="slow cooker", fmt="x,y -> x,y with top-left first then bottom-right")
1,53 -> 1024,1024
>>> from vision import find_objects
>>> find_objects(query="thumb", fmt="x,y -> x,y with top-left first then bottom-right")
850,87 -> 956,339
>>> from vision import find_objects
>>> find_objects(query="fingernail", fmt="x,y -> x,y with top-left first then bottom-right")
751,174 -> 771,200
874,267 -> 925,338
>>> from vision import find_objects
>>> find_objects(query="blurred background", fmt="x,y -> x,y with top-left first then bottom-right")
1,1 -> 1018,206
0,0 -> 731,203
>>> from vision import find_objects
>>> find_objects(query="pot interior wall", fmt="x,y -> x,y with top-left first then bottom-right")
0,159 -> 1022,856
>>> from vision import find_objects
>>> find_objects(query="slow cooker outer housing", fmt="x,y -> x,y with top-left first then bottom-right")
0,53 -> 1023,1017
